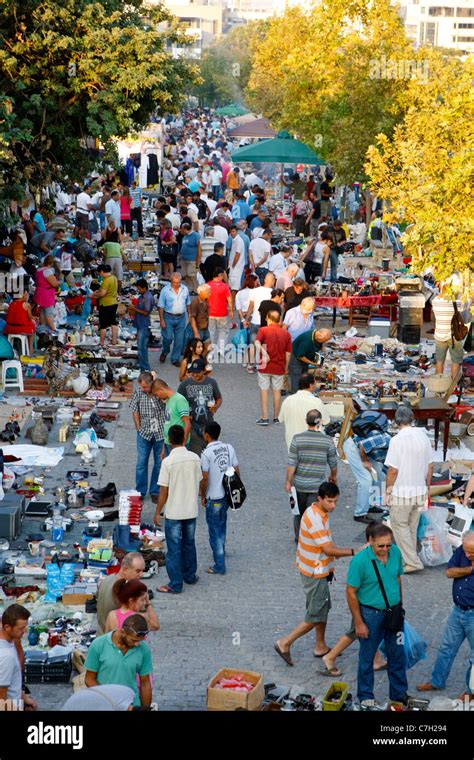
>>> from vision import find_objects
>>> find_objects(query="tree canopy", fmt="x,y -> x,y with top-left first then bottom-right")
0,0 -> 198,204
366,51 -> 474,298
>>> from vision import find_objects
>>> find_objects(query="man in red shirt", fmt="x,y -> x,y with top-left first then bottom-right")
208,267 -> 233,360
254,310 -> 292,425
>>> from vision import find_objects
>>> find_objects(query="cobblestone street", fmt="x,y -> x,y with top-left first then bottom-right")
35,354 -> 468,711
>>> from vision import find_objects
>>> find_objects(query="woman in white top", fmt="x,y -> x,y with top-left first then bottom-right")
301,236 -> 326,283
235,275 -> 259,327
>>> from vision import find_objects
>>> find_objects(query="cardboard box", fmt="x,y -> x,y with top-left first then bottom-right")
61,593 -> 94,606
207,668 -> 264,711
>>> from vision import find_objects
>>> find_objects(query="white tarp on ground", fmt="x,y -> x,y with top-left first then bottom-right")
3,445 -> 64,467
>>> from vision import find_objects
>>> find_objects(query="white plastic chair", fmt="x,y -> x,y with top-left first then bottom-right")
7,334 -> 30,357
1,360 -> 24,393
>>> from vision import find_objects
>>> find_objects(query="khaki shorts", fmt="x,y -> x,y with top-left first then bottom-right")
301,574 -> 331,623
257,372 -> 285,391
435,338 -> 466,366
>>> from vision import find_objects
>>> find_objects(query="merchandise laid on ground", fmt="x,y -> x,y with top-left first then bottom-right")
0,105 -> 472,718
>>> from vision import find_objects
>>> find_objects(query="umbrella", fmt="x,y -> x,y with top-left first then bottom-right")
228,118 -> 276,139
215,104 -> 249,117
231,131 -> 322,164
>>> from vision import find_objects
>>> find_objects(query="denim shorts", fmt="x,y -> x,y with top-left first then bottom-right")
41,306 -> 55,318
301,574 -> 331,623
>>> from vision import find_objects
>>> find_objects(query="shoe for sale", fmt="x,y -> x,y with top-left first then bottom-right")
256,418 -> 269,426
359,699 -> 381,711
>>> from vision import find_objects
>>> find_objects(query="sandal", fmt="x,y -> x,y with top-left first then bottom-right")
156,585 -> 180,594
320,666 -> 343,677
274,642 -> 293,666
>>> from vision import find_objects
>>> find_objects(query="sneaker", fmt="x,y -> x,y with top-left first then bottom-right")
256,418 -> 269,426
353,515 -> 373,523
273,418 -> 280,424
368,506 -> 384,514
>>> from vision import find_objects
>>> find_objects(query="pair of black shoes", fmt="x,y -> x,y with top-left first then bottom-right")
0,422 -> 20,443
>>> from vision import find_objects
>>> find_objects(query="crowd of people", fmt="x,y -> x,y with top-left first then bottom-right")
0,108 -> 472,712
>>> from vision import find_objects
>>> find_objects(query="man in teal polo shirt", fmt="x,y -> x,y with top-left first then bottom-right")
84,615 -> 153,707
346,522 -> 409,709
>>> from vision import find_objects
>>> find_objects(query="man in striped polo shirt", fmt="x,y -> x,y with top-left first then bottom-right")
275,482 -> 361,665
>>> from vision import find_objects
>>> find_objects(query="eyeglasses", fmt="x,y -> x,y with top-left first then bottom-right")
126,627 -> 149,638
375,544 -> 392,549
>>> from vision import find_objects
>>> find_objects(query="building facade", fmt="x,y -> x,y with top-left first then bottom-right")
398,1 -> 474,53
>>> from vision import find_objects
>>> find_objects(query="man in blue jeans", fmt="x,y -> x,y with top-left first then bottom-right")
417,532 -> 474,700
129,372 -> 166,504
343,425 -> 390,524
200,422 -> 239,575
347,522 -> 409,709
155,425 -> 202,594
158,273 -> 191,367
129,278 -> 154,372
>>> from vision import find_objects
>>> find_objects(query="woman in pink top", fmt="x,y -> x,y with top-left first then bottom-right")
34,254 -> 60,332
120,187 -> 133,236
104,579 -> 160,633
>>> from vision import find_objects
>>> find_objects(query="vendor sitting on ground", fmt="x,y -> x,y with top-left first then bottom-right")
3,279 -> 36,353
104,579 -> 159,633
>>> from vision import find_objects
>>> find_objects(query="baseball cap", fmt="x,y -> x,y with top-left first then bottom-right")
189,358 -> 206,373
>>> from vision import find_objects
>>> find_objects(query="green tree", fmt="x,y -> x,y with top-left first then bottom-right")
246,0 -> 419,183
366,51 -> 474,298
193,21 -> 268,108
0,0 -> 198,201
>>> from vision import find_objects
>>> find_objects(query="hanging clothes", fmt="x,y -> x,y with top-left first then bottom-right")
147,154 -> 159,186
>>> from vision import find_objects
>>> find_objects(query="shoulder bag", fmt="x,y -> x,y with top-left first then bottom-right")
371,559 -> 405,632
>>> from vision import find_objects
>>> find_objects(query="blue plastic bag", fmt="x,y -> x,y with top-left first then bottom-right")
231,328 -> 249,349
380,620 -> 427,670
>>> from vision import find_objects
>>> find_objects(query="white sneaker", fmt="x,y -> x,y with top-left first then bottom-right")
360,699 -> 376,710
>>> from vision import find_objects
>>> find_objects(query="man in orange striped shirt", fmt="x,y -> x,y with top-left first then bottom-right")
275,482 -> 362,665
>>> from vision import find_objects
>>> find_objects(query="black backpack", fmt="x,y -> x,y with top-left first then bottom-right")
351,411 -> 388,438
196,200 -> 208,221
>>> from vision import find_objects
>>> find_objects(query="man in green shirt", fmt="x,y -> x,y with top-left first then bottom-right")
84,614 -> 153,707
289,327 -> 331,393
346,522 -> 408,709
151,378 -> 191,450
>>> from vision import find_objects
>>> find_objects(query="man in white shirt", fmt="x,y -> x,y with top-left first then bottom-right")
244,272 -> 277,370
245,172 -> 264,190
268,246 -> 291,279
208,167 -> 223,201
155,424 -> 202,594
105,190 -> 121,228
200,421 -> 240,575
212,221 -> 228,245
384,406 -> 434,573
249,230 -> 272,281
279,373 -> 330,450
228,226 -> 246,299
0,604 -> 37,710
76,186 -> 93,231
200,227 -> 216,264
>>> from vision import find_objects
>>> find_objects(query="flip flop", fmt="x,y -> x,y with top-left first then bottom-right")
206,567 -> 216,574
156,585 -> 180,594
274,642 -> 293,666
313,649 -> 331,658
374,663 -> 388,671
320,666 -> 343,677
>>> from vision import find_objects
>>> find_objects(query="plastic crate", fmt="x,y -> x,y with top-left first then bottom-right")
24,654 -> 72,684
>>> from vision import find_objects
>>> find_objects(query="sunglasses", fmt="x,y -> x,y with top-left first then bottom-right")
375,544 -> 392,549
127,627 -> 149,638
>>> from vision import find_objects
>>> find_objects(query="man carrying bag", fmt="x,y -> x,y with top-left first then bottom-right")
346,522 -> 409,709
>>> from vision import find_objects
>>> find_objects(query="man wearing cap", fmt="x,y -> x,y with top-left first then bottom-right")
178,358 -> 222,455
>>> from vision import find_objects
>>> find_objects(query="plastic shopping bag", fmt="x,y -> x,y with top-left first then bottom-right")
380,621 -> 427,670
231,328 -> 249,349
418,506 -> 452,567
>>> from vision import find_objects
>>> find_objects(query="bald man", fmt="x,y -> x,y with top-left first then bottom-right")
417,531 -> 474,699
288,326 -> 331,394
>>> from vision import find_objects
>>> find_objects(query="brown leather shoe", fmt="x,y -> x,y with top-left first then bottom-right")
416,682 -> 440,692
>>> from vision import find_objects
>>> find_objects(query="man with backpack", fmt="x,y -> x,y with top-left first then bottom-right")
200,422 -> 240,576
343,411 -> 391,523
